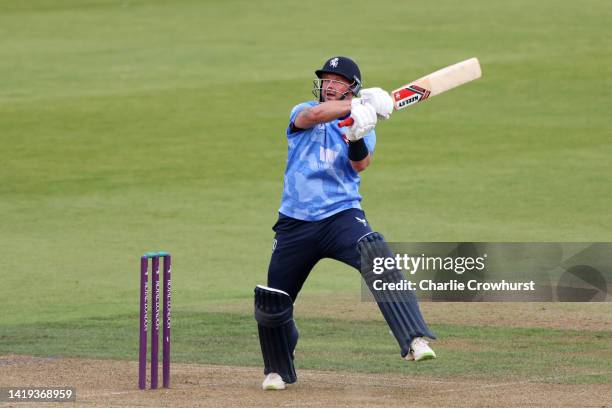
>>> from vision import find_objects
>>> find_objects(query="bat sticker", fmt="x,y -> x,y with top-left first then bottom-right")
393,85 -> 431,109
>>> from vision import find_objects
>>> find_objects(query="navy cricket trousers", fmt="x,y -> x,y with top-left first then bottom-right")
267,208 -> 372,301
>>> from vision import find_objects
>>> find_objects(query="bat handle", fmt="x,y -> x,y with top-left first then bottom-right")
338,117 -> 354,128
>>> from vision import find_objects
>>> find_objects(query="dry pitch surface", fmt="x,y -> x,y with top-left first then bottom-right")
1,355 -> 611,408
2,303 -> 611,408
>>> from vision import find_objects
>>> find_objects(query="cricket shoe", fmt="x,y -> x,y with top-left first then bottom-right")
405,337 -> 436,362
262,373 -> 285,390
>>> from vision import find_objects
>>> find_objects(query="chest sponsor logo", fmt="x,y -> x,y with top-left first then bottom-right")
320,146 -> 339,163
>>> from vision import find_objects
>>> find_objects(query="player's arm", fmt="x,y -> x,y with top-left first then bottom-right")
350,153 -> 371,172
293,100 -> 352,129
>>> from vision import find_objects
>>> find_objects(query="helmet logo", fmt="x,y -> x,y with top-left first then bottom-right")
329,57 -> 339,68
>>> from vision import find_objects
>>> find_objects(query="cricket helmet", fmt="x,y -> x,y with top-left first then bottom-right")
313,56 -> 362,100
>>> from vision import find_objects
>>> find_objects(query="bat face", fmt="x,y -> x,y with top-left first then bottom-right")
391,57 -> 481,111
392,85 -> 431,110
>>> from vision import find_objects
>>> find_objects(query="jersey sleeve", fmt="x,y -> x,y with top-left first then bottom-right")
286,101 -> 317,137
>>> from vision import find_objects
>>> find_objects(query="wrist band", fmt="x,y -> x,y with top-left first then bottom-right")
348,139 -> 369,161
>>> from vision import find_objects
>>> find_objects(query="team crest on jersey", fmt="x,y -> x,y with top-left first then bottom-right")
329,57 -> 339,68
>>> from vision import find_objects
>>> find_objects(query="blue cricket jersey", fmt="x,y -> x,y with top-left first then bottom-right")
278,101 -> 376,221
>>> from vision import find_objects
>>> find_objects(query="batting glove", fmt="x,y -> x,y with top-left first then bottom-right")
360,87 -> 394,120
345,99 -> 377,142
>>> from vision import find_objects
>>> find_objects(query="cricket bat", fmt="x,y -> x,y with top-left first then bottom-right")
339,57 -> 482,128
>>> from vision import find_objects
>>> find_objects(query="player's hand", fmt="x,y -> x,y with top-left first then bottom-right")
360,87 -> 394,120
345,99 -> 377,141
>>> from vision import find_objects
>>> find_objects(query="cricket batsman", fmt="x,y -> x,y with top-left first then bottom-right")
254,56 -> 436,390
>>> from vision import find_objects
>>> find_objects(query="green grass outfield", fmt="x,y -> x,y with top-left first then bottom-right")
1,0 -> 611,384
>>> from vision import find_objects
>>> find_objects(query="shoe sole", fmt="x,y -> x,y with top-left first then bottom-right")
263,384 -> 286,390
414,352 -> 436,362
